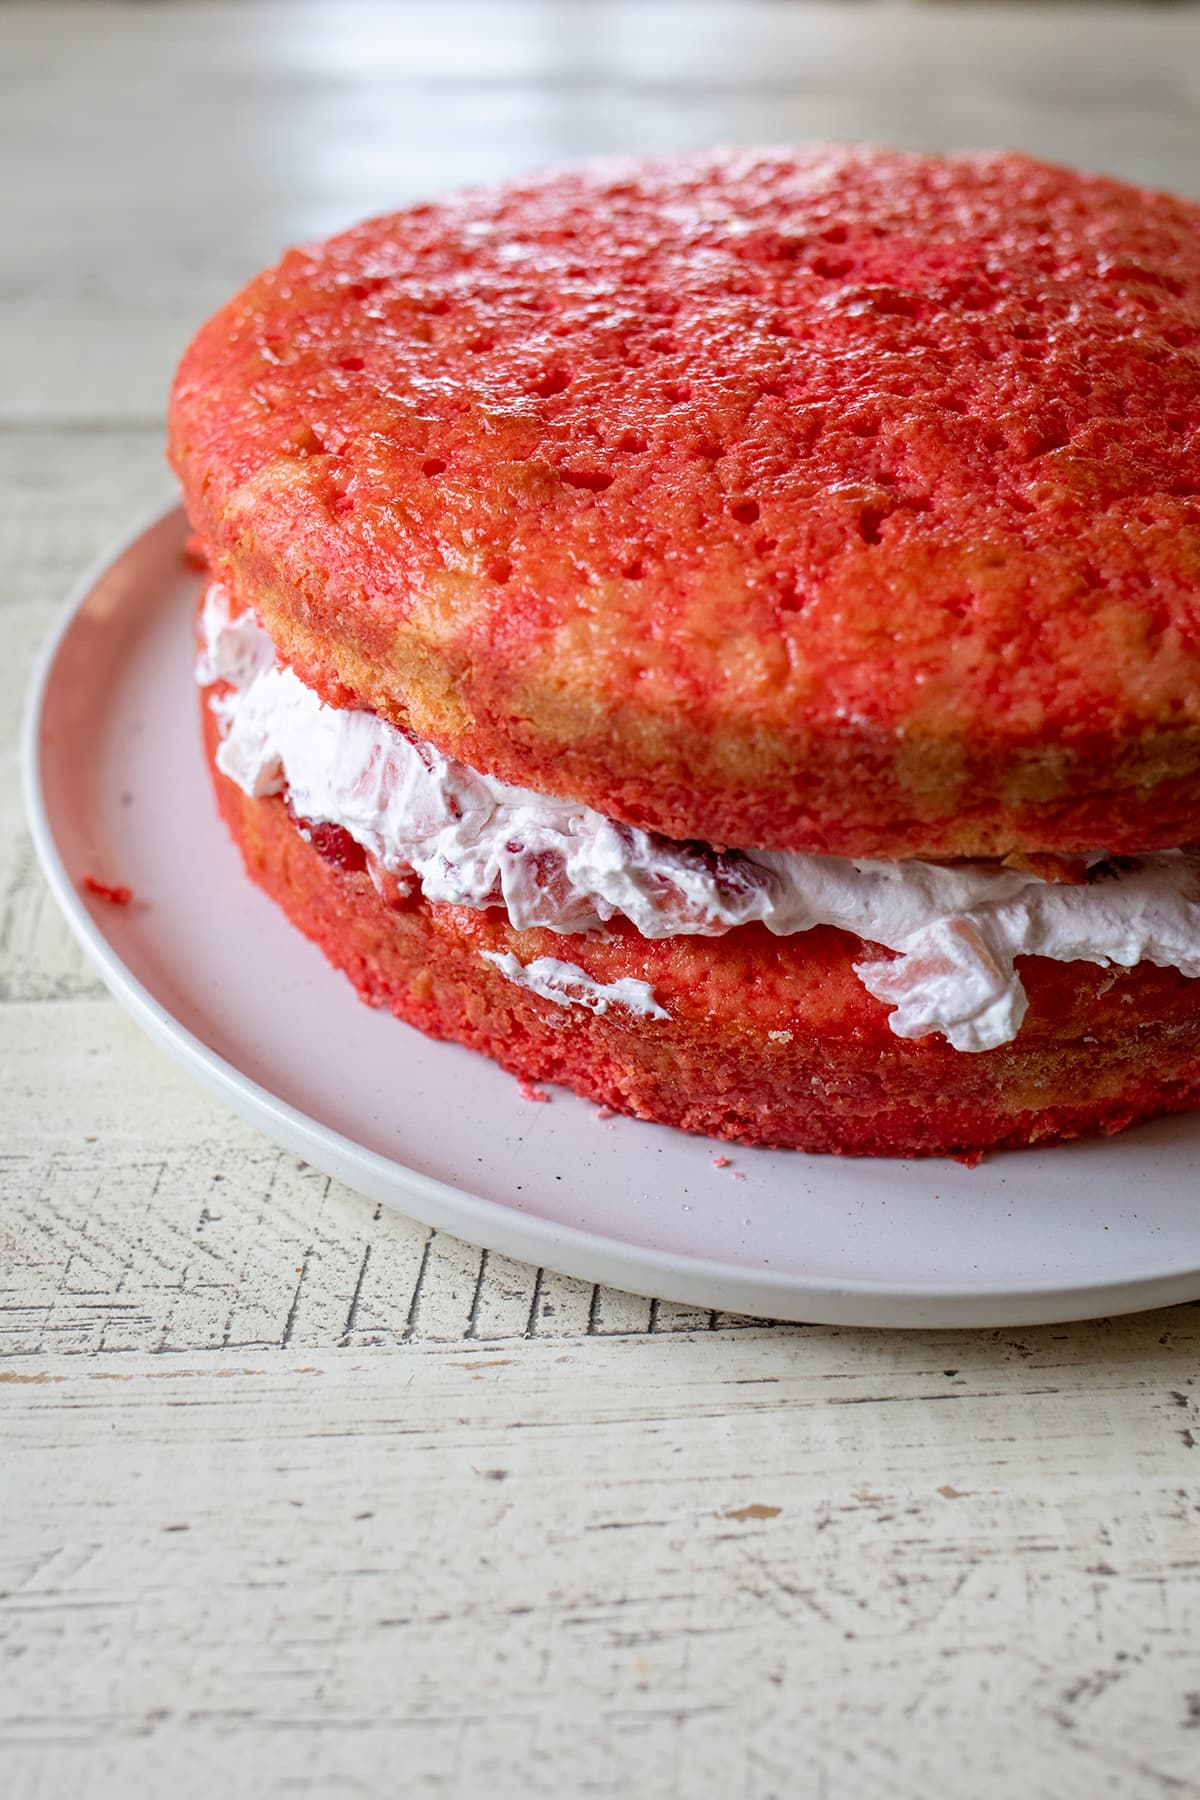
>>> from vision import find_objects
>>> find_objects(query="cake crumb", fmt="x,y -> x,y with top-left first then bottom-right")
518,1078 -> 550,1104
596,1106 -> 615,1121
83,875 -> 133,906
712,1155 -> 730,1168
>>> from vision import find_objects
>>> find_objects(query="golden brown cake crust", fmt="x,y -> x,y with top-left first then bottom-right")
173,148 -> 1200,858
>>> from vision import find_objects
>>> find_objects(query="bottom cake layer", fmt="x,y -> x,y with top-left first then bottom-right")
204,702 -> 1200,1159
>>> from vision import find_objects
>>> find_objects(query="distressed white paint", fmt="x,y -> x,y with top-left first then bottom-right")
3,1334 -> 1200,1800
4,3 -> 1200,1794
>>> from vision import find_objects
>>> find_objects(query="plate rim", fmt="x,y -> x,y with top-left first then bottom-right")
20,501 -> 1200,1329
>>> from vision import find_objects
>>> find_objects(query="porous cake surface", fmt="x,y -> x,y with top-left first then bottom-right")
171,147 -> 1200,859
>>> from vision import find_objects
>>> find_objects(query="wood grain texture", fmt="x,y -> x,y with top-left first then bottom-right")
2,1329 -> 1200,1799
5,4 -> 1200,1793
1,998 -> 769,1351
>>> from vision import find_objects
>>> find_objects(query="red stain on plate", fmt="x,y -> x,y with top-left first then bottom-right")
83,875 -> 134,906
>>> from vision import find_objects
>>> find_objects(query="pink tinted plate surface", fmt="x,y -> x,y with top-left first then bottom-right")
22,505 -> 1200,1327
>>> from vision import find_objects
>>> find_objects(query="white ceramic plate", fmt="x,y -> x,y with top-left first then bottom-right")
22,505 -> 1200,1328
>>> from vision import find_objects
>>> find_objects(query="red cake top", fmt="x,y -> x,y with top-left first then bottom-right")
170,148 -> 1200,857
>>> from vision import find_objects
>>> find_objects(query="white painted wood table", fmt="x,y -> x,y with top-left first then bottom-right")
4,4 -> 1200,1794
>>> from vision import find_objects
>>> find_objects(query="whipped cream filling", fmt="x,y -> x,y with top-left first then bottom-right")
480,951 -> 670,1020
198,584 -> 1200,1052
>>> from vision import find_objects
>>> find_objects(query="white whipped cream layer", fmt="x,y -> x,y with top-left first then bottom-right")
480,952 -> 669,1020
198,584 -> 1200,1052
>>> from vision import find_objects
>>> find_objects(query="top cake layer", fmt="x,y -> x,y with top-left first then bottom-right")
169,146 -> 1200,858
